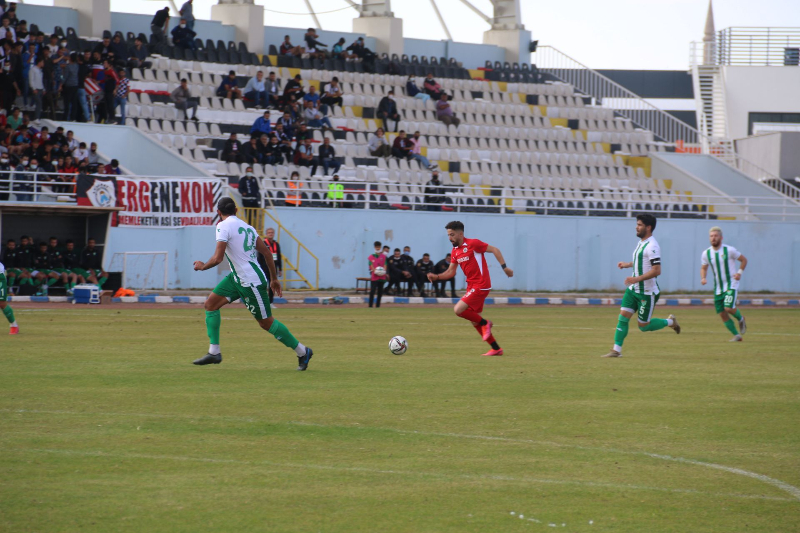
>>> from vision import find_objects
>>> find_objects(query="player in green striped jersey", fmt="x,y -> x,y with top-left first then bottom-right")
603,214 -> 680,358
701,226 -> 748,341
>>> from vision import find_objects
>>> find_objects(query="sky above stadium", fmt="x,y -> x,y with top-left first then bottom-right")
30,0 -> 800,70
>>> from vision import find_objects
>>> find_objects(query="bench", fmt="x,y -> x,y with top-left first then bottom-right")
355,277 -> 371,293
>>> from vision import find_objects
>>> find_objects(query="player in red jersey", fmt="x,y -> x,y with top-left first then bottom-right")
427,221 -> 514,356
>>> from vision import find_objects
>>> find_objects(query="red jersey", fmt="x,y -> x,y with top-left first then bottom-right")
451,238 -> 491,289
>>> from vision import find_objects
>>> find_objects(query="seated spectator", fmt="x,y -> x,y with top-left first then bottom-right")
435,94 -> 460,127
392,130 -> 413,160
293,122 -> 312,146
423,73 -> 444,100
368,127 -> 391,158
216,70 -> 242,100
0,16 -> 16,41
104,159 -> 121,175
283,73 -> 304,103
279,35 -> 304,57
294,137 -> 314,167
150,6 -> 170,46
286,170 -> 302,206
14,156 -> 33,201
286,99 -> 302,121
72,141 -> 89,163
129,37 -> 150,69
256,134 -> 271,162
311,137 -> 340,177
321,77 -> 343,109
303,100 -> 332,130
424,170 -> 445,211
303,85 -> 323,111
78,238 -> 108,287
303,28 -> 327,59
241,136 -> 261,165
265,71 -> 282,108
87,142 -> 100,168
244,70 -> 268,108
377,90 -> 400,133
409,130 -> 436,170
171,78 -> 199,121
238,166 -> 260,210
406,75 -> 430,102
93,35 -> 113,61
109,34 -> 129,67
272,123 -> 293,157
0,152 -> 11,200
332,38 -> 356,60
7,107 -> 22,130
171,19 -> 197,50
251,110 -> 272,137
222,132 -> 242,163
346,37 -> 375,61
263,135 -> 283,165
277,111 -> 294,138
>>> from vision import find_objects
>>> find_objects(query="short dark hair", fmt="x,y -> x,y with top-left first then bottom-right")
6,238 -> 14,244
49,236 -> 57,241
445,221 -> 464,232
66,239 -> 74,245
180,78 -> 187,83
39,242 -> 47,248
636,213 -> 657,232
423,253 -> 430,257
218,197 -> 237,216
228,70 -> 236,76
394,248 -> 401,252
373,241 -> 381,247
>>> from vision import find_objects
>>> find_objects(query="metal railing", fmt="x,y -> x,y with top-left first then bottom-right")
0,170 -> 78,203
530,45 -> 800,201
691,28 -> 800,67
244,180 -> 800,222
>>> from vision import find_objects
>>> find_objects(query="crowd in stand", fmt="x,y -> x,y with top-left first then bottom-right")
0,122 -> 117,201
0,235 -> 107,295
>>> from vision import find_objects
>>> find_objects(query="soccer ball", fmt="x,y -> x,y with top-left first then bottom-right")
389,335 -> 408,355
374,266 -> 386,277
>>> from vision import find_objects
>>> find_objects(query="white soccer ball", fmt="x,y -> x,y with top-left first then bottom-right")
389,335 -> 408,355
374,266 -> 386,277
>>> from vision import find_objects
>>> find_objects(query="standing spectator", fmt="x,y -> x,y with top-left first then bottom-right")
150,6 -> 170,46
263,228 -> 282,279
368,127 -> 391,158
415,253 -> 435,297
377,90 -> 400,132
406,75 -> 430,102
312,137 -> 340,177
424,171 -> 445,211
392,130 -> 413,160
171,19 -> 196,50
62,53 -> 79,121
409,131 -> 436,170
241,136 -> 261,165
294,137 -> 314,168
436,94 -> 460,127
22,42 -> 36,106
221,132 -> 242,163
171,78 -> 199,121
279,35 -> 304,57
423,73 -> 444,100
0,59 -> 18,113
29,57 -> 44,121
303,100 -> 332,130
320,77 -> 343,109
14,156 -> 33,201
283,73 -> 304,103
238,166 -> 260,224
434,253 -> 456,298
93,35 -> 113,60
0,151 -> 11,200
100,59 -> 118,124
244,70 -> 268,108
75,52 -> 91,122
368,240 -> 388,308
265,71 -> 281,108
129,38 -> 150,69
216,70 -> 242,100
180,0 -> 195,32
327,174 -> 344,207
303,28 -> 327,59
114,68 -> 129,125
250,110 -> 272,136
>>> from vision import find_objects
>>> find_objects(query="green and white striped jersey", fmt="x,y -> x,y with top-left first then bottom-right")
215,215 -> 268,287
701,245 -> 741,294
629,236 -> 661,295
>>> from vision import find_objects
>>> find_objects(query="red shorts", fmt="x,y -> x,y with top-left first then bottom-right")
461,287 -> 490,313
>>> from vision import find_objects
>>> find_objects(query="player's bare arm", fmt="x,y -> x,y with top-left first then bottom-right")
618,261 -> 633,269
734,254 -> 747,280
194,241 -> 227,271
700,263 -> 709,285
624,264 -> 661,287
255,237 -> 283,298
485,245 -> 513,277
428,261 -> 457,282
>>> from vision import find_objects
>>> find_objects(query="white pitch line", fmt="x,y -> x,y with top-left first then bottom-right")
11,447 -> 794,502
4,408 -> 799,502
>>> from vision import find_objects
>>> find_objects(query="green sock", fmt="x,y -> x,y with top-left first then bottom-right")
20,278 -> 31,286
730,308 -> 742,320
2,305 -> 14,324
724,318 -> 738,335
267,319 -> 300,350
98,276 -> 107,288
205,310 -> 221,345
47,278 -> 57,286
614,314 -> 629,347
639,318 -> 669,332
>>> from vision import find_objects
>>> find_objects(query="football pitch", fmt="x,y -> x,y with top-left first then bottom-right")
1,304 -> 799,532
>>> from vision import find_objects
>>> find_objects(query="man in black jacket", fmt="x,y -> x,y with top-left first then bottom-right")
424,171 -> 444,211
79,238 -> 107,287
434,253 -> 456,298
239,167 -> 260,225
221,132 -> 242,163
385,248 -> 405,296
311,137 -> 340,177
415,253 -> 434,297
171,19 -> 197,50
377,90 -> 399,132
151,6 -> 170,45
399,246 -> 415,296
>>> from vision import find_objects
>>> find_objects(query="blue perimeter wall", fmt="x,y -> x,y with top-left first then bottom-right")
106,209 -> 800,292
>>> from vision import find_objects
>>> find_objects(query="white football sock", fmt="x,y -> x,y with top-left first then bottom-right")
10,321 -> 18,327
295,342 -> 306,357
666,319 -> 674,326
208,344 -> 221,355
613,344 -> 622,353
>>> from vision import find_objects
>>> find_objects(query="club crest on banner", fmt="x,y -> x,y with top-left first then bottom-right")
87,179 -> 116,207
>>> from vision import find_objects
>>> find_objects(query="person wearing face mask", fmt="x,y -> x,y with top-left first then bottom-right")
238,166 -> 261,220
171,18 -> 197,50
14,156 -> 34,201
367,241 -> 388,308
377,90 -> 400,133
0,152 -> 11,200
87,142 -> 99,167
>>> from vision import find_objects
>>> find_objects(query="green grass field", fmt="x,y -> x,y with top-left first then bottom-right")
1,304 -> 799,532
